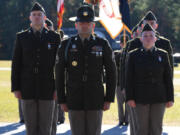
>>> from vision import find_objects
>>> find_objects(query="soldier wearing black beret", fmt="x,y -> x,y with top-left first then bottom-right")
55,4 -> 116,135
11,2 -> 61,135
126,23 -> 174,135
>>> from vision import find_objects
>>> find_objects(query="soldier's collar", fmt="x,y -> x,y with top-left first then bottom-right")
31,26 -> 44,34
76,34 -> 96,42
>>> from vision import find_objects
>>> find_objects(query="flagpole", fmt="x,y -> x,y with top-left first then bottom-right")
123,26 -> 126,48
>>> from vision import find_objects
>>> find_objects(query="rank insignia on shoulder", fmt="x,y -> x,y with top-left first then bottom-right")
158,56 -> 162,62
72,61 -> 78,67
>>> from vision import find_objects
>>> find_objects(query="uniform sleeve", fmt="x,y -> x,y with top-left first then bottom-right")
56,32 -> 61,45
114,52 -> 120,67
166,40 -> 174,77
125,52 -> 135,101
120,49 -> 126,90
55,41 -> 67,104
122,43 -> 130,90
103,40 -> 117,102
11,34 -> 22,92
164,53 -> 174,102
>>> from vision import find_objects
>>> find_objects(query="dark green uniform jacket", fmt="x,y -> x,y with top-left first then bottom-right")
55,35 -> 117,110
126,47 -> 174,104
11,27 -> 61,100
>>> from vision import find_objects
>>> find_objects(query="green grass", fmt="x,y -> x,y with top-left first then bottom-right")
0,61 -> 180,126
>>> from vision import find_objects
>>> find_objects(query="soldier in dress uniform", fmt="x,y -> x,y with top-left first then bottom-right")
11,2 -> 61,135
55,4 -> 116,135
126,23 -> 174,135
114,34 -> 129,126
126,11 -> 173,73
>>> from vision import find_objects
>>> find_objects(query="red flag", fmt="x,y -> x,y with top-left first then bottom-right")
57,0 -> 64,30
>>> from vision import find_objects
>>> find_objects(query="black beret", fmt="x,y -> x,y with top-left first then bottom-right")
144,11 -> 157,21
45,18 -> 53,27
31,2 -> 46,14
142,23 -> 155,33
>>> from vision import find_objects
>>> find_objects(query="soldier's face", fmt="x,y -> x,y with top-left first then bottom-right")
30,11 -> 46,26
141,31 -> 157,49
143,20 -> 158,30
75,22 -> 95,35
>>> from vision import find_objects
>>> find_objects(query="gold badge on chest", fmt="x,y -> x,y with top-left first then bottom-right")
72,61 -> 78,67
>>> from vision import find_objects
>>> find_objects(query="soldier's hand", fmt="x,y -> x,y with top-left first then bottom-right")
103,102 -> 111,111
127,100 -> 136,108
60,104 -> 68,112
166,101 -> 174,108
14,91 -> 22,99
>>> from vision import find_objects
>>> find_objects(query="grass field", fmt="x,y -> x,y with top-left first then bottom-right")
0,61 -> 180,126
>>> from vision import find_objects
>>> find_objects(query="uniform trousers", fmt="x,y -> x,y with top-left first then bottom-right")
68,110 -> 103,135
116,86 -> 128,123
135,103 -> 166,135
21,99 -> 55,135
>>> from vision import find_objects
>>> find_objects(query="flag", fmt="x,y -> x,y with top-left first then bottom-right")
57,0 -> 64,30
120,0 -> 131,33
99,0 -> 123,39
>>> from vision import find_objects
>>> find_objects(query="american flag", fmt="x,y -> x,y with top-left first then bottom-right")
57,0 -> 64,30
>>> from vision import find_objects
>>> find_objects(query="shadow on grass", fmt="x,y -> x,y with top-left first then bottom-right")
102,125 -> 128,135
57,130 -> 71,135
0,123 -> 24,134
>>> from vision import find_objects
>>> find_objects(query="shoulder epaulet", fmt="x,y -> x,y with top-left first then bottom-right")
157,48 -> 168,54
157,35 -> 170,42
16,28 -> 29,35
129,48 -> 139,54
